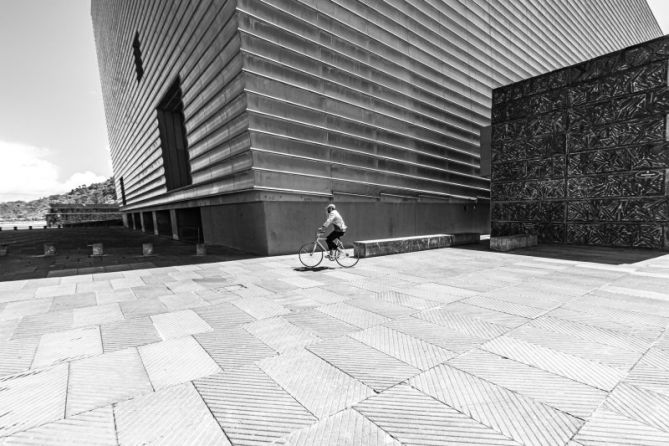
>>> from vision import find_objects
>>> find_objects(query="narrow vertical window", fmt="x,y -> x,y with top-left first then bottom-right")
119,176 -> 127,205
157,77 -> 192,190
132,31 -> 144,82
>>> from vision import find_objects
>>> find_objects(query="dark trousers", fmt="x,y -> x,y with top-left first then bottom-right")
326,230 -> 345,250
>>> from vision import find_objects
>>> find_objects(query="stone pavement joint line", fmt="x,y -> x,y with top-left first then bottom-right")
1,246 -> 669,444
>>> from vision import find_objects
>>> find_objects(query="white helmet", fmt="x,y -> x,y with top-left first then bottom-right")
326,203 -> 336,211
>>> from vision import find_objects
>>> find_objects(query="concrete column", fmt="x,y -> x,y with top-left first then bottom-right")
170,209 -> 179,240
152,211 -> 159,235
122,213 -> 129,228
139,212 -> 146,232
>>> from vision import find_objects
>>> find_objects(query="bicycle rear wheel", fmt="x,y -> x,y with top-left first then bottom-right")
335,243 -> 359,268
298,242 -> 324,268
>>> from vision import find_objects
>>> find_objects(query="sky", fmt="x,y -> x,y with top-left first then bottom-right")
0,0 -> 109,202
0,1 -> 667,203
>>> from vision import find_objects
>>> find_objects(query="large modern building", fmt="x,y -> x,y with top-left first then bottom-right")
91,0 -> 661,254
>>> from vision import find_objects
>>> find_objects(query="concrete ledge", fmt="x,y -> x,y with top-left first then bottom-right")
354,233 -> 480,258
490,234 -> 538,252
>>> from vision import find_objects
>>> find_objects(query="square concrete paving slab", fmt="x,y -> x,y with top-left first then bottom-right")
347,296 -> 417,319
448,349 -> 607,419
0,318 -> 19,341
441,301 -> 530,328
11,310 -> 73,340
0,337 -> 40,378
231,296 -> 291,319
297,286 -> 352,304
604,382 -> 669,432
75,281 -> 112,294
372,290 -> 440,310
95,289 -> 136,306
276,408 -> 400,446
130,284 -> 172,299
0,406 -> 117,446
0,290 -> 35,305
307,336 -> 421,392
482,336 -> 626,391
0,364 -> 68,437
194,365 -> 317,445
463,295 -> 548,319
151,309 -> 213,340
1,299 -> 53,321
384,316 -> 486,353
32,326 -> 102,369
50,292 -> 97,312
572,407 -> 669,445
66,348 -> 153,416
110,277 -> 145,290
114,382 -> 230,446
355,384 -> 522,446
120,298 -> 168,319
72,303 -> 124,328
195,327 -> 277,371
416,308 -> 510,339
243,317 -> 321,353
316,302 -> 390,329
158,292 -> 208,311
350,325 -> 455,371
509,324 -> 642,371
192,301 -> 255,329
164,280 -> 207,293
138,336 -> 221,390
60,274 -> 93,284
100,316 -> 161,353
258,349 -> 374,419
410,364 -> 583,446
284,309 -> 359,339
34,285 -> 76,299
399,282 -> 477,303
21,277 -> 61,289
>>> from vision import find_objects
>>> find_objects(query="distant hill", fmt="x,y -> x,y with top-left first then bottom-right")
0,178 -> 117,222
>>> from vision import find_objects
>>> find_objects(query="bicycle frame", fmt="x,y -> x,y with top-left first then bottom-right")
312,233 -> 343,256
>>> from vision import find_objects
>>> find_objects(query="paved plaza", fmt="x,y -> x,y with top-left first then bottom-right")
0,244 -> 668,445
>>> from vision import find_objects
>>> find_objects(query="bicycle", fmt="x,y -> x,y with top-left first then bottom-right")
298,232 -> 360,268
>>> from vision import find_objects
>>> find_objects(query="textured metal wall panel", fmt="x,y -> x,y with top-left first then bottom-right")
491,36 -> 669,249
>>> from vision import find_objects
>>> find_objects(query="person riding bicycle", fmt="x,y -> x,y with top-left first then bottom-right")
318,203 -> 347,261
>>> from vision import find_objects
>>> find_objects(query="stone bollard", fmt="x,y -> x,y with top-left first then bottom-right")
44,243 -> 56,256
90,243 -> 104,256
195,243 -> 207,256
142,243 -> 154,256
0,245 -> 8,256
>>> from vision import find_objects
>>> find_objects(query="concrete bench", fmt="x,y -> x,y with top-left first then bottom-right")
490,234 -> 538,252
353,233 -> 480,258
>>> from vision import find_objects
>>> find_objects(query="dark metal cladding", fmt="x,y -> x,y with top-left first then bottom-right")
491,35 -> 669,249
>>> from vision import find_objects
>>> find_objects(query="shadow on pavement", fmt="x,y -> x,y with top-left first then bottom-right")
458,239 -> 667,265
0,227 -> 256,281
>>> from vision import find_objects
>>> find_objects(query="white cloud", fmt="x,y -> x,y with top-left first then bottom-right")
0,140 -> 107,202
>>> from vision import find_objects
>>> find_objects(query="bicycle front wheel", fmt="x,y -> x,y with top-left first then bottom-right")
335,243 -> 360,268
298,242 -> 324,268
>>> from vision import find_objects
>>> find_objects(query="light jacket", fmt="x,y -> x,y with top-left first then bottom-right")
322,209 -> 347,232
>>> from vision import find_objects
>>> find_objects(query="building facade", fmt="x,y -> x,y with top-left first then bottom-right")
491,35 -> 669,249
91,0 -> 661,254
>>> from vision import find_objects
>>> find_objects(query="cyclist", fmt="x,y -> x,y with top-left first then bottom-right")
318,203 -> 347,261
